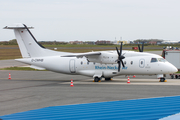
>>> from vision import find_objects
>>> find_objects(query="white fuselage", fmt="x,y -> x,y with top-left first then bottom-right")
16,51 -> 177,78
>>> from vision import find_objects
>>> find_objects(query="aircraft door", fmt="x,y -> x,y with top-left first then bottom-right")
69,59 -> 76,73
139,59 -> 145,68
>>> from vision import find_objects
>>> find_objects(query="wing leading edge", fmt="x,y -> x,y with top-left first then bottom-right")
61,52 -> 101,58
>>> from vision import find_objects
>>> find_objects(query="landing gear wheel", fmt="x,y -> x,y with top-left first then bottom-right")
160,77 -> 165,82
175,75 -> 179,79
94,77 -> 100,82
171,75 -> 174,79
105,78 -> 111,81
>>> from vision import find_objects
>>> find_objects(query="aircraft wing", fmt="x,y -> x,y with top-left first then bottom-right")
61,51 -> 117,64
61,52 -> 101,58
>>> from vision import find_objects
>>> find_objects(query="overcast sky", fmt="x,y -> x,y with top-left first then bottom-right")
0,0 -> 180,41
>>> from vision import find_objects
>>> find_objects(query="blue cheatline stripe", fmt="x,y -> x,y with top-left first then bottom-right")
1,96 -> 180,120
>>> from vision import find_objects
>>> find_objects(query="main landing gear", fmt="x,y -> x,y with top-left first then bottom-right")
94,77 -> 112,82
94,77 -> 101,82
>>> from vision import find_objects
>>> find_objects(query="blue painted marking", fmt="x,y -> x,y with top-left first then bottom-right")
95,66 -> 127,70
1,96 -> 180,120
122,66 -> 127,69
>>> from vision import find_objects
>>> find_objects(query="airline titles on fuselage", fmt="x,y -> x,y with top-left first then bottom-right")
95,66 -> 128,70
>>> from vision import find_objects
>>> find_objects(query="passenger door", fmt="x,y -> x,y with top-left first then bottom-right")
69,59 -> 76,73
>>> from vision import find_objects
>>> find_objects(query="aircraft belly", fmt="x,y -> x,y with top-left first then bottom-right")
78,70 -> 95,77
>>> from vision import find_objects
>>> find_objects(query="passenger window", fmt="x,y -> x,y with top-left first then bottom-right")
141,61 -> 143,64
81,61 -> 83,65
131,61 -> 133,65
151,58 -> 158,62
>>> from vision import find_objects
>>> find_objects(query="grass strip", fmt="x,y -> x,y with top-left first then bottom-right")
0,66 -> 46,71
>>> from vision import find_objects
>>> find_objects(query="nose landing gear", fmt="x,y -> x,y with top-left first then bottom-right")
157,74 -> 167,82
159,77 -> 167,82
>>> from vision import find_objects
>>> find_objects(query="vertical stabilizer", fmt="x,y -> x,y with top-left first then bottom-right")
14,29 -> 31,58
4,23 -> 63,58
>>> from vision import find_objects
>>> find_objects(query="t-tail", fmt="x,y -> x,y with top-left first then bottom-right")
4,23 -> 66,58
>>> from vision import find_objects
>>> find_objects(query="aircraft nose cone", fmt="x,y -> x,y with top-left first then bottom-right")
172,66 -> 178,73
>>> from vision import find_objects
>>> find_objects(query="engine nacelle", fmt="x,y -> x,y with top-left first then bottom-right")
86,52 -> 118,64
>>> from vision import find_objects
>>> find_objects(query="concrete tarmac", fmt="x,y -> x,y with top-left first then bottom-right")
1,70 -> 180,116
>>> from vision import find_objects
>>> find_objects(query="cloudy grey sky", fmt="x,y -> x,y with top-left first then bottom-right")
0,0 -> 180,41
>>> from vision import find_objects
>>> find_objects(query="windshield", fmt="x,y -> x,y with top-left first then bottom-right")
158,58 -> 167,62
151,58 -> 167,63
151,58 -> 158,62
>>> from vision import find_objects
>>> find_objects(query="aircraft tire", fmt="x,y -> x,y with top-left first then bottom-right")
94,77 -> 100,82
175,75 -> 179,79
171,75 -> 174,79
160,78 -> 165,82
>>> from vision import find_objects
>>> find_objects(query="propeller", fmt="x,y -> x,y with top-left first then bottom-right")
138,42 -> 144,52
116,42 -> 125,72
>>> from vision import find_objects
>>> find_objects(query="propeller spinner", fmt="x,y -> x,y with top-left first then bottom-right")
116,42 -> 125,72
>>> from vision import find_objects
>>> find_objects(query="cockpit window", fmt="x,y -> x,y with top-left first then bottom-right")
151,58 -> 158,62
158,58 -> 166,62
151,58 -> 167,63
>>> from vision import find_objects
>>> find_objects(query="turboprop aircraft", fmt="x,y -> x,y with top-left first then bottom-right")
4,23 -> 178,82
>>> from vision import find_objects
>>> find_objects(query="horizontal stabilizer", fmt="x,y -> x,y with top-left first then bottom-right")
3,23 -> 33,29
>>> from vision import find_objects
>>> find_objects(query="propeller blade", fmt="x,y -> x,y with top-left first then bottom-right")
141,42 -> 144,52
138,44 -> 141,52
120,55 -> 125,59
120,42 -> 122,55
116,47 -> 120,56
138,42 -> 144,52
120,59 -> 125,68
115,42 -> 125,72
118,61 -> 121,72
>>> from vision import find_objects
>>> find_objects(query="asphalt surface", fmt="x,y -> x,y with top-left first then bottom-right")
0,59 -> 27,68
0,70 -> 180,116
